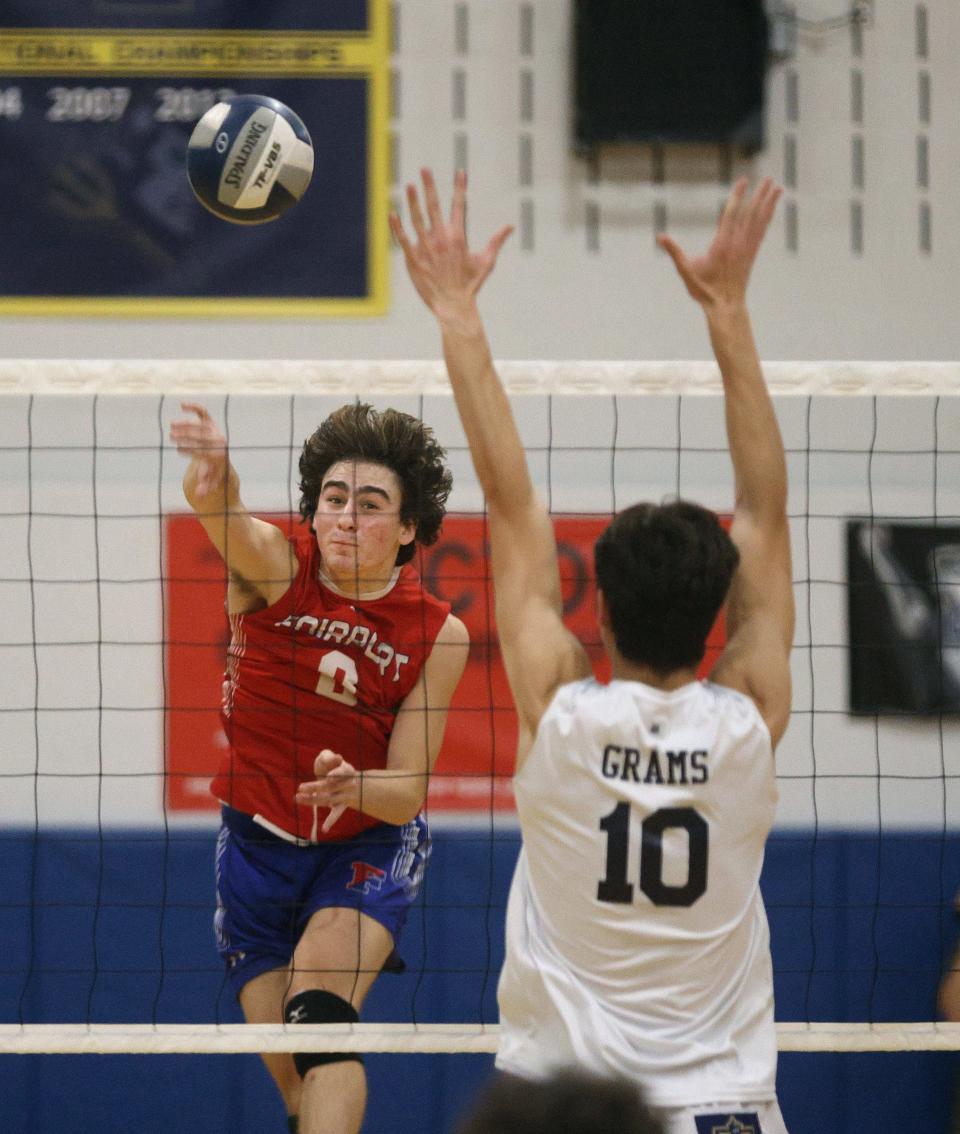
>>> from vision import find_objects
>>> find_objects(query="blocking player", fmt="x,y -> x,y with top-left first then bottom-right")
392,169 -> 793,1133
170,401 -> 469,1134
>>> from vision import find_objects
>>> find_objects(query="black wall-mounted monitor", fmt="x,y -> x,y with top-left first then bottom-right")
574,0 -> 770,154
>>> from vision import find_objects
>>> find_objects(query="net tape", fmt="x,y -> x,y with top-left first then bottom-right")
2,1022 -> 960,1055
1,358 -> 959,396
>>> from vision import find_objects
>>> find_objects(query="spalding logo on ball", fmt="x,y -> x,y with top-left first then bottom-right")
186,94 -> 314,224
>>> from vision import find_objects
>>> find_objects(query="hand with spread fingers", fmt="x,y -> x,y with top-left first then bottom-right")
657,176 -> 783,309
390,168 -> 513,323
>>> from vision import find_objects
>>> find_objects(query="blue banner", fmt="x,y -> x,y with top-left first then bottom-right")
0,2 -> 370,33
0,0 -> 388,315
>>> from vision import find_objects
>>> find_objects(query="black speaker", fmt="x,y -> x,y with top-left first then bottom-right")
574,0 -> 770,153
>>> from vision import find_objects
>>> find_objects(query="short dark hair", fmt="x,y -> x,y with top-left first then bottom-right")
594,500 -> 740,675
298,402 -> 452,566
456,1070 -> 663,1134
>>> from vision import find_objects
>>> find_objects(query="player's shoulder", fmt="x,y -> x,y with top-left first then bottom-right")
437,610 -> 469,646
425,613 -> 470,686
541,676 -> 603,719
701,679 -> 772,741
231,528 -> 309,616
701,678 -> 756,709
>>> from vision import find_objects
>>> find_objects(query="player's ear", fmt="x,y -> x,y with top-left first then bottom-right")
596,588 -> 618,661
398,519 -> 416,547
596,587 -> 612,631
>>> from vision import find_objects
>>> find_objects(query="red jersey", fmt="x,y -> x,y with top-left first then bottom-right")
212,532 -> 451,842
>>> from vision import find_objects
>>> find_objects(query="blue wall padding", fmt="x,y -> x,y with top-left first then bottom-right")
1,828 -> 957,1134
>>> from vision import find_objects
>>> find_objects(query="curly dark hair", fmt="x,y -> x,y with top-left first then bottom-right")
594,500 -> 740,675
298,402 -> 452,566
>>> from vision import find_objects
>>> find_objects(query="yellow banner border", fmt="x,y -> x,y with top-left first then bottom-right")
0,28 -> 378,76
0,295 -> 386,318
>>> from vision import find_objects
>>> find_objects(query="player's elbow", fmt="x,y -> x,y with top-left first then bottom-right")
390,790 -> 427,827
397,803 -> 425,826
386,774 -> 429,826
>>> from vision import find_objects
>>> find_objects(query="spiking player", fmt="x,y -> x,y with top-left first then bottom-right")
170,402 -> 469,1134
392,168 -> 793,1133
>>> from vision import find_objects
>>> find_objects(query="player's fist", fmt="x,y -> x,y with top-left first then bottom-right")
296,748 -> 359,832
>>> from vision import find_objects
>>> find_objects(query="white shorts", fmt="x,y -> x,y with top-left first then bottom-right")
657,1100 -> 789,1134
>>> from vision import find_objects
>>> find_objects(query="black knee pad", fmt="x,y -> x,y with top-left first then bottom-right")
284,989 -> 364,1077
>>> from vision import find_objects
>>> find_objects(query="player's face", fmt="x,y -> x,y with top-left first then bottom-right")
314,460 -> 415,591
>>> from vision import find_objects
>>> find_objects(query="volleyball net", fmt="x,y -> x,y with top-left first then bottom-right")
1,358 -> 959,1059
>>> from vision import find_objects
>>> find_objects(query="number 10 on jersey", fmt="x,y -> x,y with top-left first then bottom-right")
598,803 -> 708,908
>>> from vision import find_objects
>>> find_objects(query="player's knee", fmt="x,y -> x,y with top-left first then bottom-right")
284,989 -> 364,1078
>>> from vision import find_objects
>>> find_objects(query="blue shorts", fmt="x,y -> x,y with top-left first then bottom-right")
214,806 -> 431,996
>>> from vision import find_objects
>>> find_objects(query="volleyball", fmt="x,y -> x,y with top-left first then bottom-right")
186,94 -> 314,224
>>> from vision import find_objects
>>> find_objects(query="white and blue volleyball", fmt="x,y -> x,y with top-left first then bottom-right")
186,94 -> 314,224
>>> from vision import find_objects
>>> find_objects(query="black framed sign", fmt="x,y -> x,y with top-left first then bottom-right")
0,1 -> 389,315
848,519 -> 960,714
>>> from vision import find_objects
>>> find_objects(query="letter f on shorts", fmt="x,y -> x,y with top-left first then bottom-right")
347,861 -> 387,894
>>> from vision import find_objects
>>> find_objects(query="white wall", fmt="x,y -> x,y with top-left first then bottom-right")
1,387 -> 958,830
0,1 -> 957,361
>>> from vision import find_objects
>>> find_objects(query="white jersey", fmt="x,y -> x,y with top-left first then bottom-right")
497,678 -> 778,1109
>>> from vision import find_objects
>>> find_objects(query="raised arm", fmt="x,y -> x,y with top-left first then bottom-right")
390,170 -> 590,753
659,179 -> 794,746
169,402 -> 295,610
